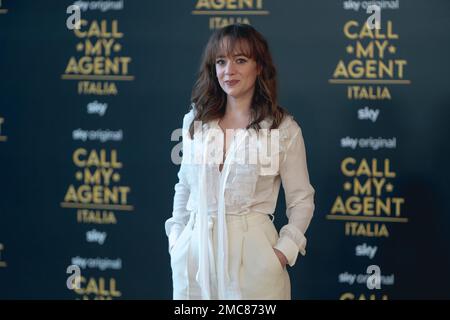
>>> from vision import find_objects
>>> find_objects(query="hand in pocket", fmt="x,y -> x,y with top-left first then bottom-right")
273,248 -> 288,268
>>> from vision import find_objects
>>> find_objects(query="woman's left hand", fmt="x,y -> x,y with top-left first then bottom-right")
273,248 -> 288,268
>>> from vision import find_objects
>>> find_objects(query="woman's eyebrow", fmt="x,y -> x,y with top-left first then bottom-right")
216,53 -> 249,58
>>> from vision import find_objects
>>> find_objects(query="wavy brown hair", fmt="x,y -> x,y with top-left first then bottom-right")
189,23 -> 286,138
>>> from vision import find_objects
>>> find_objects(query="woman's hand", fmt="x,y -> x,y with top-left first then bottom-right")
273,248 -> 288,268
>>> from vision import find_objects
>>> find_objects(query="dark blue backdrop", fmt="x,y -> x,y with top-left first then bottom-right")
0,0 -> 449,299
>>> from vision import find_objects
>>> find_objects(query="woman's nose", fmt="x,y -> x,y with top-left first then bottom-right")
225,61 -> 236,74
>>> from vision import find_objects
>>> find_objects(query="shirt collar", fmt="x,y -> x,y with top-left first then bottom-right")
205,117 -> 273,130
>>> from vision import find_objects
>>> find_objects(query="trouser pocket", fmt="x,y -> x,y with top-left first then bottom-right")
239,219 -> 287,299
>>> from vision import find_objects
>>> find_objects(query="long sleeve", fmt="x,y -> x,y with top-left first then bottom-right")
274,119 -> 315,267
164,109 -> 195,253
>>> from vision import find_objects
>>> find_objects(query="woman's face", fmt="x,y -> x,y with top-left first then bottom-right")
215,39 -> 260,99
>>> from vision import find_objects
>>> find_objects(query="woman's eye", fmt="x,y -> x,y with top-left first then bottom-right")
216,58 -> 246,65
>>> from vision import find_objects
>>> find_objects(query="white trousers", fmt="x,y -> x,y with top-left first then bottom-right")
170,212 -> 291,300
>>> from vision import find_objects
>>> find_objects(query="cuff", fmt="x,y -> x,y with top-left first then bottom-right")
274,235 -> 303,267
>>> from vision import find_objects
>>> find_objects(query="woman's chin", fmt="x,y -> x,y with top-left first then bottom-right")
225,90 -> 243,99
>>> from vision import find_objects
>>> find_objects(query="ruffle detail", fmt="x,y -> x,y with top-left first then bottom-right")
225,163 -> 258,208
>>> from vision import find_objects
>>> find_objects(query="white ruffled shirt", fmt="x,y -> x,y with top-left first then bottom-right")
165,107 -> 315,298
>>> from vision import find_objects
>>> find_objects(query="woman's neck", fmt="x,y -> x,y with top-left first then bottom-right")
224,92 -> 253,119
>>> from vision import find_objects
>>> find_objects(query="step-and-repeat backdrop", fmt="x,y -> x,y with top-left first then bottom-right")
1,0 -> 449,299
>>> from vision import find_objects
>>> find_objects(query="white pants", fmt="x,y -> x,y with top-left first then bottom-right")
170,212 -> 291,299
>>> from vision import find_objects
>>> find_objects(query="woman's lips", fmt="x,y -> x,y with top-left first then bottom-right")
225,80 -> 239,87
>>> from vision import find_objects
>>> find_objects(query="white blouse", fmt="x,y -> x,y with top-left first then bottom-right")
165,106 -> 315,299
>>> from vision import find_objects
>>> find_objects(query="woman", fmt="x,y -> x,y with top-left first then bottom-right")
165,23 -> 315,300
